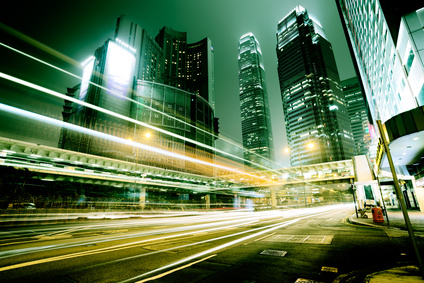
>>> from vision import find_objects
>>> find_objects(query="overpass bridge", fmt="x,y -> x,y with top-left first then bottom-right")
0,136 -> 365,209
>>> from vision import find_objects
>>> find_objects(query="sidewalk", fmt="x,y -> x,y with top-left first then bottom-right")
347,208 -> 424,282
349,208 -> 424,232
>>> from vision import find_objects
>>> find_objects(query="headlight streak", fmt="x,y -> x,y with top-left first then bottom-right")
120,219 -> 303,283
1,38 -> 347,191
0,213 -> 267,260
0,217 -> 262,271
0,206 -> 343,274
0,64 -> 274,175
0,208 -> 298,259
0,102 -> 264,182
121,208 -> 342,283
0,24 -> 78,66
0,69 -> 335,191
0,211 -> 254,245
0,42 -> 81,81
0,40 -> 279,171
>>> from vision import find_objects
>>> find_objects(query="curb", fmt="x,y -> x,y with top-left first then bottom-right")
347,213 -> 384,229
364,266 -> 422,282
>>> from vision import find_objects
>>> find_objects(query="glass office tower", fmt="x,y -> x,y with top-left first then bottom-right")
238,33 -> 274,167
276,6 -> 355,166
341,77 -> 372,156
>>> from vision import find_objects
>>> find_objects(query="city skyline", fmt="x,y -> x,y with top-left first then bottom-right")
0,0 -> 356,167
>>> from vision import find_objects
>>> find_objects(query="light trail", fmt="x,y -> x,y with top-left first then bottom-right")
0,211 -> 271,259
0,23 -> 78,66
120,209 -> 339,283
0,216 -> 263,271
0,102 -> 266,182
0,41 -> 278,171
0,205 -> 344,275
135,254 -> 217,283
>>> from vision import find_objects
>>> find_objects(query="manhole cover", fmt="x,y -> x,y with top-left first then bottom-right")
262,234 -> 333,245
259,249 -> 287,257
47,276 -> 78,283
295,279 -> 325,283
321,266 -> 338,273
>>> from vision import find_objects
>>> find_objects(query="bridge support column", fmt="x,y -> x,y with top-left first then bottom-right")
270,188 -> 277,209
139,188 -> 146,210
205,194 -> 210,210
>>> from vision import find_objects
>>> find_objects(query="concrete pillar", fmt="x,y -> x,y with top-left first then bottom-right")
234,194 -> 239,209
270,188 -> 277,209
139,187 -> 146,210
205,194 -> 210,210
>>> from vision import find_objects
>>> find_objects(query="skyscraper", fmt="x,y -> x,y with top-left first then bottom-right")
341,77 -> 371,156
187,38 -> 216,111
276,6 -> 355,167
238,33 -> 274,167
155,27 -> 187,90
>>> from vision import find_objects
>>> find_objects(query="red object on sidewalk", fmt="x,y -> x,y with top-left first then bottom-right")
372,207 -> 384,223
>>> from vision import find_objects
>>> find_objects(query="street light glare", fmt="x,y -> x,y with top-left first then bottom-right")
145,132 -> 151,138
284,148 -> 290,153
307,142 -> 314,149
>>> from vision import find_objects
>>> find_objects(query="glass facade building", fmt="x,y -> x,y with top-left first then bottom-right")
61,16 -> 218,173
336,1 -> 424,175
276,6 -> 355,167
238,33 -> 274,167
336,1 -> 424,124
337,1 -> 424,209
341,77 -> 372,156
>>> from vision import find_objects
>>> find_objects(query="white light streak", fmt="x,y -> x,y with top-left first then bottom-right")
0,72 -> 279,177
0,42 -> 279,171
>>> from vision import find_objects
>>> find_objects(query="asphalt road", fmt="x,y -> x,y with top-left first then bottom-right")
0,204 -> 420,282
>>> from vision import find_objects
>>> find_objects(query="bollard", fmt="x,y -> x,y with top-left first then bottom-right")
371,207 -> 384,223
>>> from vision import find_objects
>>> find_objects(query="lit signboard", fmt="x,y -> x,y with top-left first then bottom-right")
79,56 -> 95,108
104,41 -> 136,99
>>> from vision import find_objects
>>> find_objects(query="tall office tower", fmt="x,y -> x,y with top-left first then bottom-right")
155,27 -> 187,89
187,38 -> 216,111
336,1 -> 424,180
238,33 -> 274,167
276,6 -> 355,167
341,77 -> 371,155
